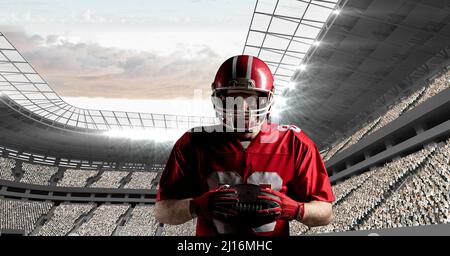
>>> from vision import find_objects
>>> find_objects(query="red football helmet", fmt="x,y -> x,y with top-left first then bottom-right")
211,55 -> 275,131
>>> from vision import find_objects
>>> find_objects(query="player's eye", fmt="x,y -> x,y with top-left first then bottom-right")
258,97 -> 269,109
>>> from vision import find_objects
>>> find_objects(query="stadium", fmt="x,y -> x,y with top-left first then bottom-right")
0,0 -> 449,236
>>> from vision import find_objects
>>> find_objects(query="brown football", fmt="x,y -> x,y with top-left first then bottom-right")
210,183 -> 281,227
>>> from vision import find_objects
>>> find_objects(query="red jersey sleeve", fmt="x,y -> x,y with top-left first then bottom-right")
288,130 -> 335,203
157,132 -> 197,201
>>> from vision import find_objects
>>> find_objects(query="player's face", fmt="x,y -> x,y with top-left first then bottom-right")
217,91 -> 269,132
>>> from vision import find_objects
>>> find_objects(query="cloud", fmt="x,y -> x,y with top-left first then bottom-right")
1,27 -> 223,100
82,9 -> 92,22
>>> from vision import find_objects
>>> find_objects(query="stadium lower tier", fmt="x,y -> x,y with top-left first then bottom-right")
0,138 -> 448,236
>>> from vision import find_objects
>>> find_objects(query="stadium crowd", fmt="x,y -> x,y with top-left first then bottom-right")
73,204 -> 129,236
1,138 -> 448,236
358,140 -> 450,230
118,205 -> 159,236
323,69 -> 449,161
57,169 -> 98,187
367,88 -> 425,135
162,219 -> 197,236
0,158 -> 161,189
90,171 -> 128,188
35,203 -> 94,236
331,170 -> 374,203
20,163 -> 58,185
124,172 -> 158,189
0,198 -> 52,234
0,157 -> 15,181
297,140 -> 450,234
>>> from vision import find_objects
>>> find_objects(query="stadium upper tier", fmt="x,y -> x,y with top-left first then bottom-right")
0,32 -> 217,133
322,68 -> 450,161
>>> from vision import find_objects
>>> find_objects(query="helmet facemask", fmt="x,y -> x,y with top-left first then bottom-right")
211,78 -> 274,132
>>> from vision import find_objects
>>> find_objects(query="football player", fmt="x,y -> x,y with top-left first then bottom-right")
155,55 -> 335,236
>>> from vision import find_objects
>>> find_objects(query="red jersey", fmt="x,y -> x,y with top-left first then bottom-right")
157,122 -> 335,236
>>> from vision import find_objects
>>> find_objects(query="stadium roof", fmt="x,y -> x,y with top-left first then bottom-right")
0,32 -> 217,134
1,0 -> 450,150
276,0 -> 450,147
0,98 -> 172,164
242,0 -> 342,94
0,0 -> 344,140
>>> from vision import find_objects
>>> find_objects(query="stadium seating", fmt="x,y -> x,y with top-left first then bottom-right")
413,71 -> 450,108
72,204 -> 129,236
0,198 -> 52,235
322,137 -> 352,162
124,171 -> 158,189
161,219 -> 197,236
34,203 -> 94,236
323,118 -> 381,162
20,163 -> 58,185
358,140 -> 450,230
1,137 -> 448,236
289,220 -> 309,236
324,70 -> 450,161
117,205 -> 159,236
0,157 -> 15,181
332,170 -> 374,203
57,169 -> 98,187
299,139 -> 449,235
0,89 -> 448,236
90,171 -> 129,189
0,158 -> 162,189
367,88 -> 425,136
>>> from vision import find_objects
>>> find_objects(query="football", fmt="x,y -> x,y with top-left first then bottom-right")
210,184 -> 281,227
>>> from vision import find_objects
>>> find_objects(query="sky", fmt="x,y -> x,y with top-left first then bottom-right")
0,0 -> 256,116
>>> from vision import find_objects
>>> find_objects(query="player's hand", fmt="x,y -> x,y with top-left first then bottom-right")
190,185 -> 238,219
257,188 -> 304,221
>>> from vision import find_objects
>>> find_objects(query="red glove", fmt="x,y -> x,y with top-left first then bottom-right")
190,185 -> 238,219
257,188 -> 305,221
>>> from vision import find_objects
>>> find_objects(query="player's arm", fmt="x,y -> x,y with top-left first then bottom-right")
290,129 -> 336,227
155,198 -> 193,225
299,200 -> 332,227
155,132 -> 195,225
